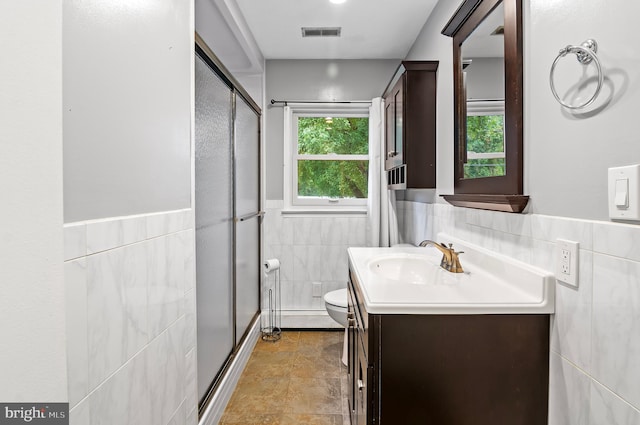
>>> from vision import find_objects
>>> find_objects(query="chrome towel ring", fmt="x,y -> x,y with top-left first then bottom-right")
549,39 -> 603,109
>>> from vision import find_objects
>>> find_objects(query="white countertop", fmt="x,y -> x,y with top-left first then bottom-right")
348,235 -> 555,315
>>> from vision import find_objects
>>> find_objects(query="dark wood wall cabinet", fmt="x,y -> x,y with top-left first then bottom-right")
348,270 -> 550,425
383,61 -> 438,190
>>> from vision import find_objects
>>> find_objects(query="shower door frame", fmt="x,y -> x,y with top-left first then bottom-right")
195,32 -> 262,415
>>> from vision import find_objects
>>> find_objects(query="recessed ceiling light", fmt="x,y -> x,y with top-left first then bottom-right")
330,0 -> 347,4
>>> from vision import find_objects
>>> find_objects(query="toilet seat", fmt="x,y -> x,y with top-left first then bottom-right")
324,288 -> 347,308
324,288 -> 349,366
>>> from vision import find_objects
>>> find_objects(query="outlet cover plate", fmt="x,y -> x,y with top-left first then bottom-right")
312,282 -> 322,297
555,239 -> 579,288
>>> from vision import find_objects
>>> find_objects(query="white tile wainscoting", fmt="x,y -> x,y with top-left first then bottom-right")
263,200 -> 369,328
64,209 -> 197,425
398,200 -> 640,425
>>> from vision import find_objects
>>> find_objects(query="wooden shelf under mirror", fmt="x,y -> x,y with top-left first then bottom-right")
441,0 -> 529,213
441,194 -> 529,213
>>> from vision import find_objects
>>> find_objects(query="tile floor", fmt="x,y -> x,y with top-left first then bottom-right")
220,331 -> 350,425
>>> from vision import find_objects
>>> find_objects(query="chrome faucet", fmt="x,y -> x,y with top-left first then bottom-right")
419,240 -> 465,273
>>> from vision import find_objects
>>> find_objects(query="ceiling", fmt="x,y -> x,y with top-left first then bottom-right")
233,0 -> 439,60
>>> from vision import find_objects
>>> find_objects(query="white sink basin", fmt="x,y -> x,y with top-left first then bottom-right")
367,253 -> 439,284
348,233 -> 555,315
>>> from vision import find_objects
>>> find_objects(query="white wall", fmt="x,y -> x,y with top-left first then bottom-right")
64,211 -> 197,425
466,57 -> 504,100
0,1 -> 67,402
61,1 -> 198,424
63,0 -> 192,222
263,201 -> 368,327
525,0 -> 640,220
195,0 -> 265,103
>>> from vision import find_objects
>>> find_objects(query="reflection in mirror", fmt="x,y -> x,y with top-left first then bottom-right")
461,3 -> 505,179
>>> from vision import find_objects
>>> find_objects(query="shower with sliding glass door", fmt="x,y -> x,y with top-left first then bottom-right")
194,37 -> 261,413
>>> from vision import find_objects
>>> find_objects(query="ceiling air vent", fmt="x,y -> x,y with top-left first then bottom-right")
301,27 -> 342,38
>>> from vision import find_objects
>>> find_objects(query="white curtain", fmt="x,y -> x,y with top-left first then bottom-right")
367,97 -> 399,247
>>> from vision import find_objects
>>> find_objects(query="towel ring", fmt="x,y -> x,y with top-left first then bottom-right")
549,39 -> 603,110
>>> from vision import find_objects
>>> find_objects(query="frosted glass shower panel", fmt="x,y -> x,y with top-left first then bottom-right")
234,94 -> 260,344
235,95 -> 260,215
235,217 -> 260,344
194,55 -> 234,401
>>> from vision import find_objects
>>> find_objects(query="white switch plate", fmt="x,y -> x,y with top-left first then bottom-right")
608,164 -> 640,221
555,239 -> 579,288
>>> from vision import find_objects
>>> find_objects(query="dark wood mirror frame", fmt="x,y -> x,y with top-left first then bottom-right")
441,0 -> 529,213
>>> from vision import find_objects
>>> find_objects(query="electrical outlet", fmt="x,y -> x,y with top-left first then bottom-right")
560,249 -> 571,274
555,239 -> 579,288
312,282 -> 322,297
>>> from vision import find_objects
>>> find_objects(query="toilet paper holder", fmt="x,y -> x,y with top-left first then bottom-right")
261,258 -> 281,342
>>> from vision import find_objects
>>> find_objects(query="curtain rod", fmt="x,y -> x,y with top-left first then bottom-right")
269,99 -> 371,106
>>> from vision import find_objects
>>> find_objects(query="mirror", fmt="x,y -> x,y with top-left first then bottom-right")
442,0 -> 528,213
462,4 -> 505,179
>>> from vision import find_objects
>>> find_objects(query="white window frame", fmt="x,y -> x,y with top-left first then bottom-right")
283,103 -> 370,212
466,99 -> 505,160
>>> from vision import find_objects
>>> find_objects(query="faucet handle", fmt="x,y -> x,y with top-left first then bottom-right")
447,243 -> 464,255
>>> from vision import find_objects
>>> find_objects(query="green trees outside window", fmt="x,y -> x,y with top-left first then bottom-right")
297,117 -> 369,199
464,114 -> 506,179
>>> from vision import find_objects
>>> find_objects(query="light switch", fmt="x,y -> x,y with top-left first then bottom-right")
615,178 -> 629,208
608,164 -> 640,221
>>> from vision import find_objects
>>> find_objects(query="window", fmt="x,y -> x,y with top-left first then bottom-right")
284,105 -> 369,210
464,100 -> 505,179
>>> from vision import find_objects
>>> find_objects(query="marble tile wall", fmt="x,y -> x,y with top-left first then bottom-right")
398,200 -> 640,425
64,209 -> 197,425
263,201 -> 368,327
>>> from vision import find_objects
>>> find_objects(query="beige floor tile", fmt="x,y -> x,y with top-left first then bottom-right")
255,331 -> 300,353
285,377 -> 342,415
221,331 -> 348,423
291,351 -> 341,379
243,355 -> 296,379
219,412 -> 281,424
278,413 -> 343,425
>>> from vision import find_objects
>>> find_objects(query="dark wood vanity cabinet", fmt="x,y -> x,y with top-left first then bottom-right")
383,61 -> 438,189
347,271 -> 550,425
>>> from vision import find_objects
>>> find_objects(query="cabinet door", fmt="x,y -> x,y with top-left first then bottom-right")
356,337 -> 370,425
384,99 -> 394,171
384,77 -> 404,170
393,79 -> 404,167
347,286 -> 357,420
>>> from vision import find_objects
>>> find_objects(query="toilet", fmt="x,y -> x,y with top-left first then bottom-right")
324,288 -> 348,326
324,288 -> 348,366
